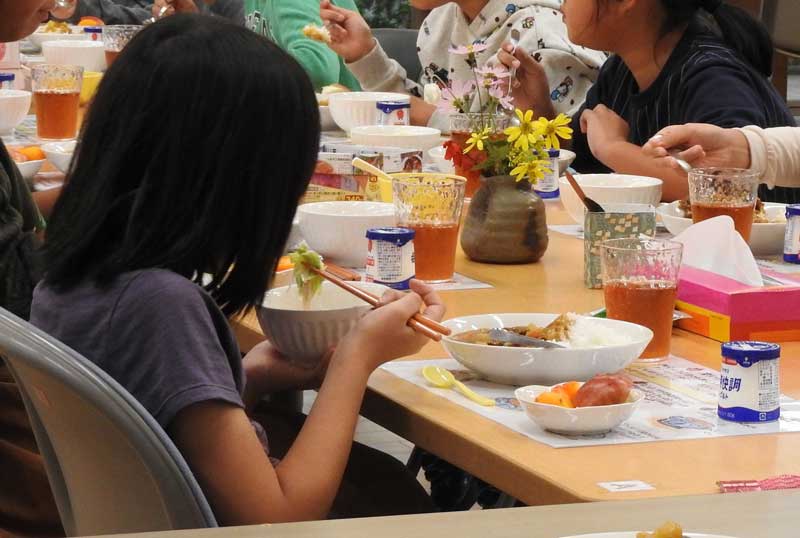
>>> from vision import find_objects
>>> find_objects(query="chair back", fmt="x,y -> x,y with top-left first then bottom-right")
762,0 -> 800,56
0,308 -> 217,536
373,28 -> 422,83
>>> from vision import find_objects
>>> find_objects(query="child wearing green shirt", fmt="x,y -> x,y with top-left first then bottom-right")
245,0 -> 361,91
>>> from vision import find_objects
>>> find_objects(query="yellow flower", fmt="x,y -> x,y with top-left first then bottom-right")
504,109 -> 542,152
464,127 -> 492,153
535,113 -> 573,150
510,158 -> 548,183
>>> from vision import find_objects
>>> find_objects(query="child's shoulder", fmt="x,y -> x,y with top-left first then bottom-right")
117,269 -> 212,313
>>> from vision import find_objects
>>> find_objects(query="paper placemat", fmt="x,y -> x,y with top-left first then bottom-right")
380,357 -> 800,449
2,115 -> 40,146
350,269 -> 491,292
548,224 -> 672,240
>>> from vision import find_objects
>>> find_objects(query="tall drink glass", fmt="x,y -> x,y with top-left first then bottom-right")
688,168 -> 759,242
601,238 -> 683,362
104,25 -> 141,67
392,173 -> 466,282
32,64 -> 83,140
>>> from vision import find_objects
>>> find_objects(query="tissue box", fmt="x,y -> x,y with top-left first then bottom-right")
676,266 -> 800,342
584,205 -> 657,288
303,143 -> 423,204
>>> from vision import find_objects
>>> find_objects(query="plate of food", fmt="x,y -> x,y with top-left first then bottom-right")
28,21 -> 87,51
441,313 -> 652,386
562,521 -> 738,537
658,199 -> 786,256
515,373 -> 643,434
8,146 -> 46,180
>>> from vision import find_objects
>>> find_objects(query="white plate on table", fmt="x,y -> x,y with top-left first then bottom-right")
41,140 -> 76,174
441,313 -> 652,386
14,159 -> 45,180
561,531 -> 736,538
657,201 -> 786,256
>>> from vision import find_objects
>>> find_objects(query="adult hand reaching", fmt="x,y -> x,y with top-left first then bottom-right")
643,123 -> 752,171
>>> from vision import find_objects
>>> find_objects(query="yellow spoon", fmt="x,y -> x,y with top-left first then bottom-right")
422,366 -> 495,407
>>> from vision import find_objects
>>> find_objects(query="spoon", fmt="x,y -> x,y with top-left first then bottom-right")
50,0 -> 77,19
507,28 -> 521,93
487,328 -> 566,349
352,157 -> 392,182
422,366 -> 495,407
144,5 -> 169,24
669,150 -> 693,174
564,171 -> 604,213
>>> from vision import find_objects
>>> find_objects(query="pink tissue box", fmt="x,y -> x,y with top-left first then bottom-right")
675,266 -> 800,342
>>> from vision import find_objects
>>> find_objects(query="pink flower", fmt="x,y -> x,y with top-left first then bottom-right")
448,42 -> 489,55
488,84 -> 514,110
477,65 -> 511,79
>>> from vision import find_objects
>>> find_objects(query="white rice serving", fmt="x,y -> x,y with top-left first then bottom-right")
559,314 -> 635,349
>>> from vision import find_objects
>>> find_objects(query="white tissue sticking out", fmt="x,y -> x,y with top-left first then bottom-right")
673,216 -> 763,287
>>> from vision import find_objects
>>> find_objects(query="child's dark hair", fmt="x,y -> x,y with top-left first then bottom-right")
600,0 -> 774,77
42,14 -> 320,316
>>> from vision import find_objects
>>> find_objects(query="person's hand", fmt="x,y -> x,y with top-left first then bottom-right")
152,0 -> 210,17
580,104 -> 630,164
643,123 -> 751,171
496,43 -> 554,118
335,280 -> 445,374
319,0 -> 376,63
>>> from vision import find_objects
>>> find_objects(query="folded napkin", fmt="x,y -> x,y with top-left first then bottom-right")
673,216 -> 763,287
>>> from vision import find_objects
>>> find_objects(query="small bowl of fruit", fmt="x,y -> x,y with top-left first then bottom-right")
515,373 -> 643,435
9,146 -> 46,181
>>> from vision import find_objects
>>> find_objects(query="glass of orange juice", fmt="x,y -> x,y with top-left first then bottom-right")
32,64 -> 83,140
392,173 -> 466,283
687,168 -> 760,242
601,238 -> 683,362
104,25 -> 141,68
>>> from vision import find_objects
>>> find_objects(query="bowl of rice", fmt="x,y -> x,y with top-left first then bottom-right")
441,313 -> 653,386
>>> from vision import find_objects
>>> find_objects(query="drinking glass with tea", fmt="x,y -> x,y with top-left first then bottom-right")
392,173 -> 466,283
104,25 -> 142,67
31,64 -> 83,140
600,238 -> 683,362
449,113 -> 509,200
687,168 -> 760,242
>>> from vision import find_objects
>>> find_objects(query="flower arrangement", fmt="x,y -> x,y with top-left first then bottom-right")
427,42 -> 573,186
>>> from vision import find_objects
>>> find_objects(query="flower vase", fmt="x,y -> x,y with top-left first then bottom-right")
460,175 -> 549,264
448,113 -> 510,199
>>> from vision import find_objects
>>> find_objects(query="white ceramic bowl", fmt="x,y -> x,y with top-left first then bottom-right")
562,531 -> 736,538
427,145 -> 454,174
657,201 -> 786,257
28,28 -> 87,51
441,313 -> 653,386
42,140 -> 76,173
258,281 -> 389,364
43,40 -> 106,72
328,92 -> 410,132
350,125 -> 442,151
319,105 -> 338,131
297,201 -> 396,268
556,149 -> 577,175
15,159 -> 45,180
0,90 -> 31,134
559,174 -> 664,224
515,384 -> 644,435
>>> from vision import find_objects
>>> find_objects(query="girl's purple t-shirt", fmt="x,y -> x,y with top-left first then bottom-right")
30,269 -> 245,429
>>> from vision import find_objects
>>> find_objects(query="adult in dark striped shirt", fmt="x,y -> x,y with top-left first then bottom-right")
500,0 -> 797,203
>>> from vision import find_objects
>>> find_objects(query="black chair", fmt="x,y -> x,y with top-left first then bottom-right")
373,28 -> 422,83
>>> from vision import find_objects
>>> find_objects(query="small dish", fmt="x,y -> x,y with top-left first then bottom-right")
515,384 -> 644,435
14,159 -> 45,180
42,140 -> 76,173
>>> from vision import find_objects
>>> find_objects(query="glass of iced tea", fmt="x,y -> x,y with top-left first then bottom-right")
392,173 -> 466,282
104,25 -> 141,68
600,238 -> 683,362
687,168 -> 760,242
31,64 -> 83,140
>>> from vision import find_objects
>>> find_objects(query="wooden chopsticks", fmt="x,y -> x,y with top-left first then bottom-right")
311,267 -> 451,342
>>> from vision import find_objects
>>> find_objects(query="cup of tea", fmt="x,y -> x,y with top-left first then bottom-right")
600,238 -> 683,362
103,25 -> 142,67
31,64 -> 83,140
391,173 -> 466,283
687,168 -> 760,242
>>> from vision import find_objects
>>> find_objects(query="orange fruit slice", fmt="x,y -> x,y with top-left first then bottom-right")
19,146 -> 45,162
78,16 -> 104,26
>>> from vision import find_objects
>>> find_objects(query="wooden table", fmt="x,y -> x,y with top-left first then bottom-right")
233,202 -> 800,506
92,490 -> 800,538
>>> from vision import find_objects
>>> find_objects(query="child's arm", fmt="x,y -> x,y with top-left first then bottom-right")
271,0 -> 358,90
169,282 -> 444,525
581,105 -> 689,201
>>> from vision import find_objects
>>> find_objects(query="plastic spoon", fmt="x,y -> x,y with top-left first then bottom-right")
507,28 -> 521,93
352,157 -> 392,183
669,150 -> 693,173
487,328 -> 566,349
422,366 -> 495,407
